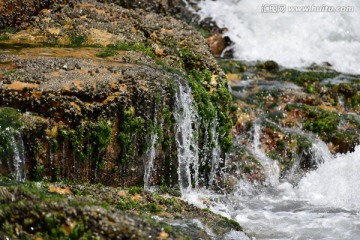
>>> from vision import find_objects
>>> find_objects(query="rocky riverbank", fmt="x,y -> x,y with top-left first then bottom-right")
224,60 -> 359,184
0,0 -> 242,238
0,0 -> 233,187
1,0 -> 359,239
0,179 -> 243,239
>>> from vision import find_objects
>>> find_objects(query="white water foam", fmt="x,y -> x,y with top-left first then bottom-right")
182,123 -> 360,238
297,145 -> 360,211
196,0 -> 360,74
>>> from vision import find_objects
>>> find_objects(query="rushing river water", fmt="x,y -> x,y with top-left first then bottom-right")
194,0 -> 360,74
183,142 -> 360,239
179,0 -> 360,239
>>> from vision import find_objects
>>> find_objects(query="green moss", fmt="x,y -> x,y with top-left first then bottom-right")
107,42 -> 155,58
128,186 -> 143,195
179,48 -> 203,70
143,202 -> 161,213
256,60 -> 279,72
0,34 -> 9,41
306,84 -> 317,94
218,217 -> 243,231
218,60 -> 246,74
187,70 -> 233,151
277,69 -> 338,86
57,120 -> 111,176
96,48 -> 119,58
0,107 -> 21,130
70,34 -> 88,47
33,164 -> 45,181
3,69 -> 16,76
0,107 -> 22,165
117,107 -> 146,165
1,27 -> 17,34
303,109 -> 339,141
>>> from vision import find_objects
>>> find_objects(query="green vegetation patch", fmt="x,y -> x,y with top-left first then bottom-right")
70,34 -> 88,47
277,69 -> 338,86
104,42 -> 155,58
303,109 -> 340,141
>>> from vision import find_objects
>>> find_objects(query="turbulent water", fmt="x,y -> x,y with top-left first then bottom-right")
184,140 -> 360,239
195,0 -> 360,74
178,1 -> 360,238
230,145 -> 360,239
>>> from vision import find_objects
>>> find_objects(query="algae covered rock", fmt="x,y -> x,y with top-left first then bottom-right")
0,0 -> 233,188
227,60 -> 360,180
0,182 -> 245,239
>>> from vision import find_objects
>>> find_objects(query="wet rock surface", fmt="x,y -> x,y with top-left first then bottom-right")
0,181 -> 243,239
0,0 -> 233,187
0,1 -> 242,239
224,60 -> 360,182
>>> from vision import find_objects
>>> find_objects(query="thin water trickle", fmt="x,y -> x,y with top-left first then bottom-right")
11,133 -> 26,182
144,109 -> 160,190
208,117 -> 221,186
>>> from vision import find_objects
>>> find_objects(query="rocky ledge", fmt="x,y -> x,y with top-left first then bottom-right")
0,0 -> 233,187
0,180 -> 244,239
223,60 -> 360,184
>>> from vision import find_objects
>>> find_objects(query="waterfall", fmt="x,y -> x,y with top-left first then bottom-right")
143,111 -> 159,191
173,81 -> 199,194
10,133 -> 26,182
0,128 -> 26,182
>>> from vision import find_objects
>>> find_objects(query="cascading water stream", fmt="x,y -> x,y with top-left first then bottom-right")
144,108 -> 160,191
251,123 -> 280,187
10,133 -> 26,182
184,122 -> 360,239
0,128 -> 26,182
173,81 -> 200,194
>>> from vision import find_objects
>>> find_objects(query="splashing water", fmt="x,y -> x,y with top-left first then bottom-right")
184,127 -> 360,239
174,81 -> 200,194
297,145 -> 360,211
196,0 -> 360,74
251,123 -> 280,187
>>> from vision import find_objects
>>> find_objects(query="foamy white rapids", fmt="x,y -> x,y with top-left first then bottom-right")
196,0 -> 360,74
297,145 -> 360,211
183,143 -> 360,239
